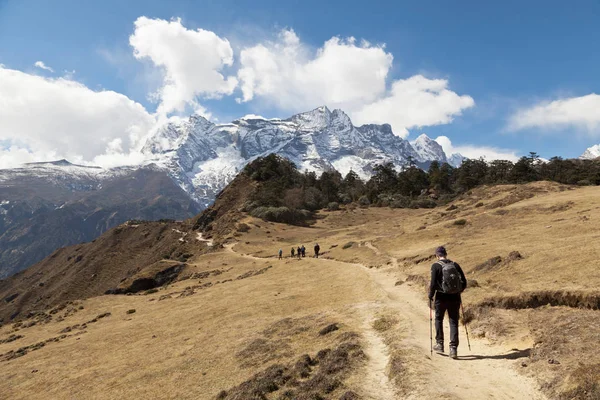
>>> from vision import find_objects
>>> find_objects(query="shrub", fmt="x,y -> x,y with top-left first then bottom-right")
338,193 -> 352,204
178,253 -> 193,262
249,206 -> 311,225
237,223 -> 251,232
303,187 -> 325,211
390,195 -> 411,209
453,219 -> 467,226
409,198 -> 437,209
342,242 -> 355,249
327,202 -> 340,211
358,195 -> 370,207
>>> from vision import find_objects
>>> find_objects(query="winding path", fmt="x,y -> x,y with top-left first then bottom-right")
225,241 -> 546,399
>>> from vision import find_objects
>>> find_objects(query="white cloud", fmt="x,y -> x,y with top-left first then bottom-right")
129,17 -> 238,115
435,135 -> 519,162
0,66 -> 155,168
237,29 -> 473,137
34,61 -> 54,73
0,146 -> 59,169
508,93 -> 600,134
353,76 -> 475,137
238,29 -> 392,111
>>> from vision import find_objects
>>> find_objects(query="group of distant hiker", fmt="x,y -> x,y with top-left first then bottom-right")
278,243 -> 320,259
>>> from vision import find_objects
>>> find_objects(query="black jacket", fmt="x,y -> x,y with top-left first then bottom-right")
428,259 -> 467,301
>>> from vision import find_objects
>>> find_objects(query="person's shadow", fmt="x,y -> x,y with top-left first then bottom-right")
438,348 -> 531,361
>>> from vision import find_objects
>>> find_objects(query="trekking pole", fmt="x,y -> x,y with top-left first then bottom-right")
429,299 -> 433,357
461,301 -> 471,351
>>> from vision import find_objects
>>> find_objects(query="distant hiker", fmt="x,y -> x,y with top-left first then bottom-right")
314,243 -> 320,258
301,245 -> 306,257
428,246 -> 467,359
278,249 -> 283,259
291,247 -> 295,258
297,246 -> 302,259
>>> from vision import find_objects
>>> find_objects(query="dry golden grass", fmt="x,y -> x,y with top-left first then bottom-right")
1,181 -> 599,399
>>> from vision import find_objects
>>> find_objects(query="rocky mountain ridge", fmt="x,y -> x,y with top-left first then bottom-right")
142,106 -> 465,206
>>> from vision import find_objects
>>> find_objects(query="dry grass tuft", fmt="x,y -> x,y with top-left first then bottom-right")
219,338 -> 365,400
372,315 -> 398,332
236,338 -> 293,368
471,251 -> 523,273
558,363 -> 600,400
339,390 -> 361,399
478,291 -> 600,310
405,274 -> 428,287
389,353 -> 405,387
319,323 -> 340,336
472,256 -> 502,273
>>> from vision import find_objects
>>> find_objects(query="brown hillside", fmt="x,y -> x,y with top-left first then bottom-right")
0,220 -> 201,323
0,173 -> 256,325
1,181 -> 599,399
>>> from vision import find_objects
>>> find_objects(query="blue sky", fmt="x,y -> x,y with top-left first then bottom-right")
1,0 -> 599,167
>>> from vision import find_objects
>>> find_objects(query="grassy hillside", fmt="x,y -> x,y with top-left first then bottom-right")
1,181 -> 599,399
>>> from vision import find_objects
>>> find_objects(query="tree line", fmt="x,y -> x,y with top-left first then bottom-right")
242,153 -> 600,224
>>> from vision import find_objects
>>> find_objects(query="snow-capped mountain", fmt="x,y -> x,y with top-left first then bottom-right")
1,106 -> 465,212
447,153 -> 466,168
580,144 -> 600,160
411,134 -> 447,164
142,106 -> 464,207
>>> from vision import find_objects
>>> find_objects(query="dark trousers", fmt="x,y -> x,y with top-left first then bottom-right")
435,296 -> 460,348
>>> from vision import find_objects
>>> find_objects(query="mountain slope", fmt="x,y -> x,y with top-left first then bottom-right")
0,169 -> 257,323
0,162 -> 200,278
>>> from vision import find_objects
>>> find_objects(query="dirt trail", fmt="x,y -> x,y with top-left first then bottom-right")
361,241 -> 546,400
355,303 -> 397,399
226,241 -> 546,399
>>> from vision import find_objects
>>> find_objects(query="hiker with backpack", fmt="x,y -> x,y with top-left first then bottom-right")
297,246 -> 302,259
278,249 -> 283,260
314,243 -> 320,258
428,246 -> 467,359
291,247 -> 295,258
301,245 -> 306,257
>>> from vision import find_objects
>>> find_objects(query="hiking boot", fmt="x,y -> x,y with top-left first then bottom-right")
433,343 -> 444,353
449,347 -> 458,359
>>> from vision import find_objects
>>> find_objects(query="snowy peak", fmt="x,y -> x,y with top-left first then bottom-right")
289,106 -> 332,130
142,114 -> 215,154
580,144 -> 600,160
134,107 -> 467,207
447,153 -> 466,168
411,134 -> 447,163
